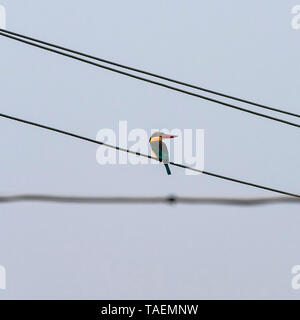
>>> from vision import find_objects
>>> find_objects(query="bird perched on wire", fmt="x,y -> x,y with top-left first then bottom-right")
149,131 -> 177,175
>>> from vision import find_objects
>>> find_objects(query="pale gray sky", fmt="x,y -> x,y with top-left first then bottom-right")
0,0 -> 300,299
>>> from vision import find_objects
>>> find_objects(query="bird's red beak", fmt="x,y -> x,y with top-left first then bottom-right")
161,134 -> 177,139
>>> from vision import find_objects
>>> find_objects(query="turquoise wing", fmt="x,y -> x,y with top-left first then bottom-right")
150,141 -> 169,162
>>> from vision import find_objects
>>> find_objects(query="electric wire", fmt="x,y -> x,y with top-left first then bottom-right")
0,31 -> 300,129
0,28 -> 299,119
0,112 -> 299,198
0,194 -> 299,206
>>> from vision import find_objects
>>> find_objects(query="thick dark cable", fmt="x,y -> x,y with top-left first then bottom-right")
0,194 -> 299,206
0,112 -> 299,198
0,28 -> 299,119
1,31 -> 300,129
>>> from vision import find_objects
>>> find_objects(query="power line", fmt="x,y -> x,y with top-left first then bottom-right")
0,31 -> 300,129
0,28 -> 299,119
0,194 -> 299,206
0,112 -> 299,198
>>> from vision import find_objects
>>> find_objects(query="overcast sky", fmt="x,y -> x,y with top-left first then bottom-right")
0,0 -> 300,299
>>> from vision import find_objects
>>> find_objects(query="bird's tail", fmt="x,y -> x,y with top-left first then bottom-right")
164,164 -> 171,175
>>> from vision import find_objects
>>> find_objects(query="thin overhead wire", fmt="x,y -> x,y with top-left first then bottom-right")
1,31 -> 300,129
0,28 -> 299,119
0,194 -> 299,206
0,112 -> 299,198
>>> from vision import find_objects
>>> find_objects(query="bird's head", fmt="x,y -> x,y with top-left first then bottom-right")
149,131 -> 177,142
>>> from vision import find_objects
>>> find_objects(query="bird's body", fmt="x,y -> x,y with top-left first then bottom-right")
149,131 -> 177,175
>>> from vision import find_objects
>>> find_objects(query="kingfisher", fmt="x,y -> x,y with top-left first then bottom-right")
149,131 -> 177,175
